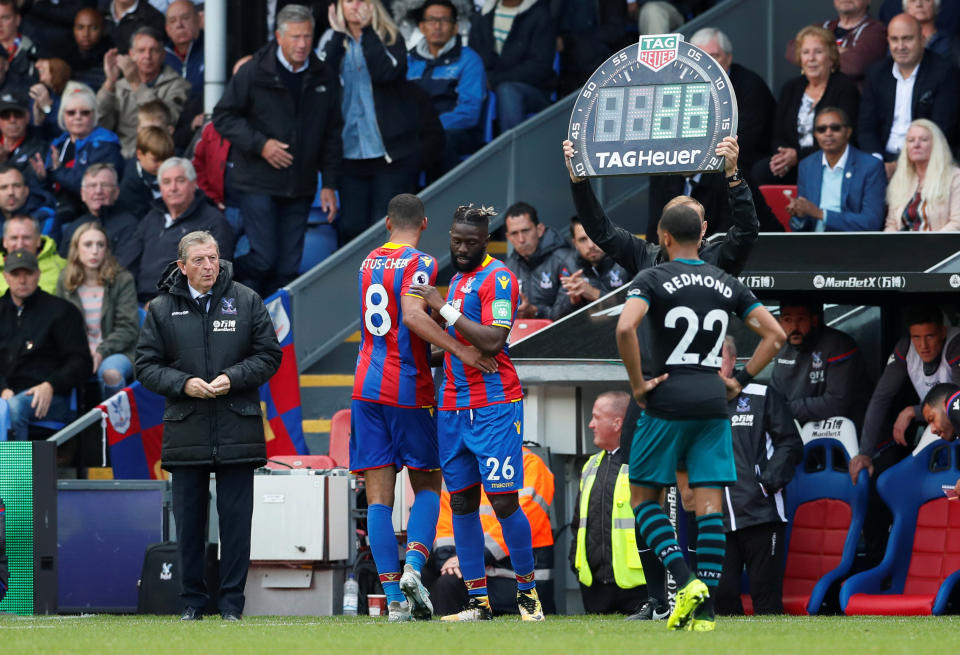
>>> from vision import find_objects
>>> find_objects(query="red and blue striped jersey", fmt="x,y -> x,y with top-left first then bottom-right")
353,242 -> 438,407
440,254 -> 523,410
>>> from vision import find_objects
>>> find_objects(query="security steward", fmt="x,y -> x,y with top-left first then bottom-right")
570,391 -> 646,614
136,231 -> 282,622
427,447 -> 555,615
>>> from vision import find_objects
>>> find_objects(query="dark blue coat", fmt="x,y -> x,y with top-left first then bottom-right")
792,145 -> 887,232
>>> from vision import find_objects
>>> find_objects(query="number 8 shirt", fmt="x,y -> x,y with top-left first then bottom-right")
627,258 -> 761,419
439,254 -> 524,410
353,242 -> 438,407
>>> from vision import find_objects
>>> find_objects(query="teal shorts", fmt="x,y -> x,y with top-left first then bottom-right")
628,412 -> 735,488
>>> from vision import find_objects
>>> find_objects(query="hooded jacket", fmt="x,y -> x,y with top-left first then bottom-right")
135,259 -> 282,469
504,225 -> 577,320
45,126 -> 125,198
469,0 -> 556,91
214,40 -> 343,197
407,38 -> 486,131
0,236 -> 65,296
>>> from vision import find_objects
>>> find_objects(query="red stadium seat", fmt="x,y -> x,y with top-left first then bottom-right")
758,185 -> 797,232
329,409 -> 351,469
841,439 -> 960,615
781,419 -> 868,615
509,319 -> 552,344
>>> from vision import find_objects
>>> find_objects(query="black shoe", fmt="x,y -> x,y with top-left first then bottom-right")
221,612 -> 242,622
180,607 -> 203,621
625,599 -> 670,621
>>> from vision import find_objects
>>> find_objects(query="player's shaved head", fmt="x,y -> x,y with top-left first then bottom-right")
659,205 -> 702,244
387,193 -> 425,230
923,383 -> 956,410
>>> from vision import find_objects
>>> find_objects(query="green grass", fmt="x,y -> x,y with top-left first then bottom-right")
0,614 -> 958,655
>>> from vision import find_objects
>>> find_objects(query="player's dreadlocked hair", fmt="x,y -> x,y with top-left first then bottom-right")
452,204 -> 497,230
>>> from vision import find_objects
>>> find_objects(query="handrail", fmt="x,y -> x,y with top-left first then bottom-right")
45,408 -> 102,446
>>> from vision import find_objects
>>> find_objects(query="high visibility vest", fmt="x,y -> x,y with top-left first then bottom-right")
435,448 -> 554,559
574,450 -> 645,589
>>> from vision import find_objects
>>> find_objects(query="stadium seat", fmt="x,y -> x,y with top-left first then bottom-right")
483,91 -> 497,144
265,455 -> 338,470
840,435 -> 960,616
299,223 -> 338,274
758,185 -> 797,232
29,387 -> 79,435
781,418 -> 868,615
508,318 -> 552,344
329,409 -> 351,469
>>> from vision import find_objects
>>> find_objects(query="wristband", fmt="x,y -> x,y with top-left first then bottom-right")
734,368 -> 753,388
439,303 -> 462,325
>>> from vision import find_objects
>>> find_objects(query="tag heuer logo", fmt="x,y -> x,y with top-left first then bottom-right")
637,33 -> 680,72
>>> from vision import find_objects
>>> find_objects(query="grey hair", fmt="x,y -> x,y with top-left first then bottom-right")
689,27 -> 733,57
178,231 -> 220,262
4,214 -> 41,238
129,25 -> 165,50
277,4 -> 315,34
903,0 -> 940,11
158,157 -> 197,182
57,81 -> 98,131
82,162 -> 118,184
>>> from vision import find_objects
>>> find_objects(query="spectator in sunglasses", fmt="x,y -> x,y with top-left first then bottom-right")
788,106 -> 887,231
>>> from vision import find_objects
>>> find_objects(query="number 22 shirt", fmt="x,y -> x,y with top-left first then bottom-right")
440,254 -> 524,410
353,242 -> 438,407
627,258 -> 760,419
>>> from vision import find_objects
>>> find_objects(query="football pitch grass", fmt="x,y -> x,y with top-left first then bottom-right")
1,614 -> 958,655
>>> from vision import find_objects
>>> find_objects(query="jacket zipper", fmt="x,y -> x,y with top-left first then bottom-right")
199,298 -> 218,461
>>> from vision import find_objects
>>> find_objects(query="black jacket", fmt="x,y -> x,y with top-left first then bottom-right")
59,204 -> 140,267
98,0 -> 164,54
0,287 -> 91,395
320,27 -> 421,166
129,193 -> 236,303
115,158 -> 161,220
135,260 -> 282,469
469,0 -> 556,91
728,63 -> 776,173
214,40 -> 343,197
858,51 -> 960,161
567,448 -> 624,584
772,72 -> 860,159
505,226 -> 578,320
770,325 -> 867,428
571,176 -> 759,277
722,383 -> 803,533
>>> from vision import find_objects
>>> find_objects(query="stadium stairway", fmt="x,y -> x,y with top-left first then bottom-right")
298,241 -> 508,455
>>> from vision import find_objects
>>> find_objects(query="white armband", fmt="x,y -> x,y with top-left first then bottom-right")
439,303 -> 462,325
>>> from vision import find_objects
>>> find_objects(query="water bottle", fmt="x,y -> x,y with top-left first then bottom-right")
342,573 -> 358,615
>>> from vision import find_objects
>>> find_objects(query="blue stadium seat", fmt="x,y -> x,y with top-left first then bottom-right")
309,173 -> 341,225
298,223 -> 338,274
781,418 -> 868,615
841,435 -> 960,616
29,387 -> 79,434
483,91 -> 497,144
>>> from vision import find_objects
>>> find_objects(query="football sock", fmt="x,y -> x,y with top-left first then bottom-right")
367,503 -> 403,603
635,500 -> 692,586
451,509 -> 488,596
635,525 -> 667,604
685,510 -> 699,572
498,506 -> 536,591
695,512 -> 725,617
404,490 -> 440,573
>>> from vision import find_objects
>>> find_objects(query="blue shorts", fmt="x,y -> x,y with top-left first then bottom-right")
438,401 -> 524,494
629,412 -> 735,488
349,399 -> 440,473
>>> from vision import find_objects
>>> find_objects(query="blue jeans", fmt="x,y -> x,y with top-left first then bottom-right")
6,390 -> 73,440
494,81 -> 551,131
235,192 -> 312,297
98,353 -> 135,399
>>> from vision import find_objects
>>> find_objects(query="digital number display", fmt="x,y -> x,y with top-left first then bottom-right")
593,83 -> 710,143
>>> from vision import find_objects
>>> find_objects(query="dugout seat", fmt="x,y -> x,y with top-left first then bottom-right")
329,408 -> 351,469
758,185 -> 797,232
508,319 -> 552,344
840,434 -> 960,616
781,418 -> 868,615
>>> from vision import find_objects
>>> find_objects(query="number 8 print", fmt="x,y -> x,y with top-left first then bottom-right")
364,283 -> 392,336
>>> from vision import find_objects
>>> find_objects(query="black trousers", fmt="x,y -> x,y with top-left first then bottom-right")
579,581 -> 645,615
716,522 -> 786,615
171,465 -> 255,615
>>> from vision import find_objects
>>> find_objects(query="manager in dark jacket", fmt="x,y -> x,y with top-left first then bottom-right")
213,3 -> 342,298
136,231 -> 282,622
717,337 -> 803,616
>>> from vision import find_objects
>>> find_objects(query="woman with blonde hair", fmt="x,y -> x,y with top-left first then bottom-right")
751,25 -> 859,186
320,0 -> 421,245
55,221 -> 139,398
885,119 -> 960,231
